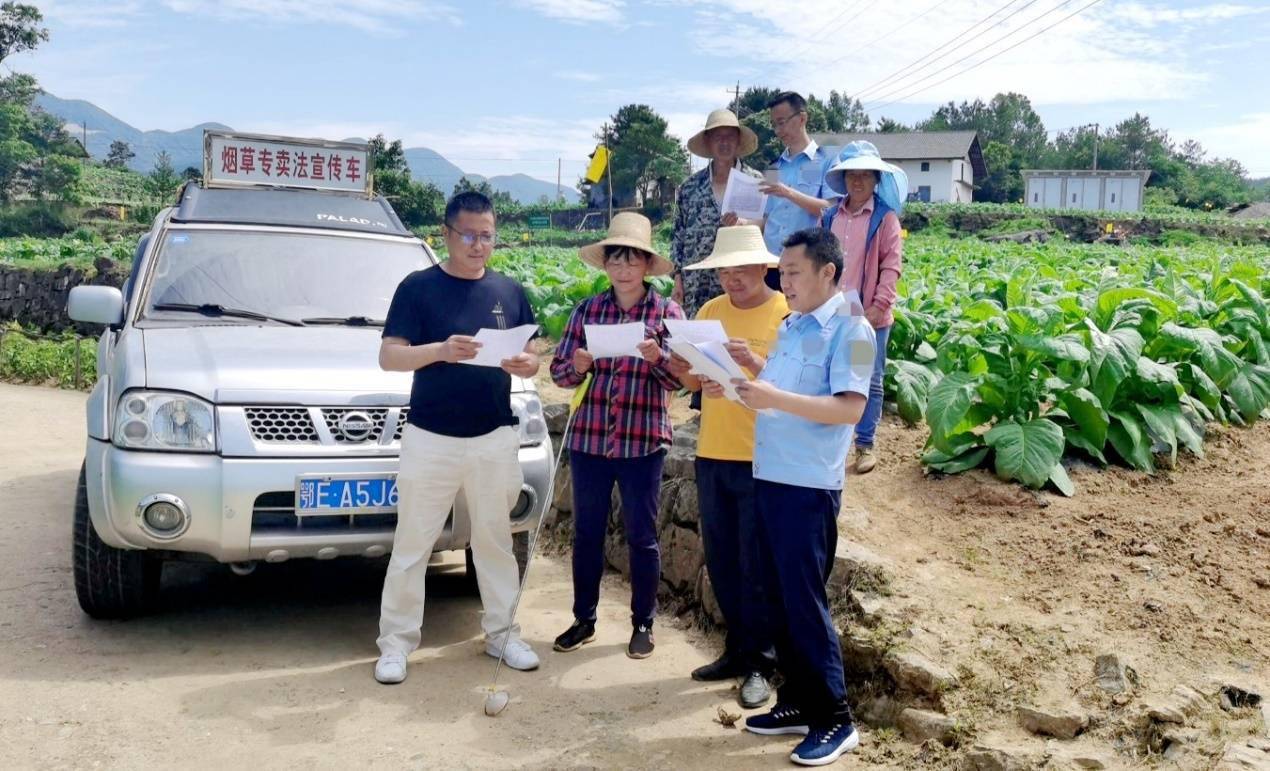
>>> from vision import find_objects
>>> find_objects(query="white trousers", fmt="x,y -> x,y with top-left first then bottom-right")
377,424 -> 524,656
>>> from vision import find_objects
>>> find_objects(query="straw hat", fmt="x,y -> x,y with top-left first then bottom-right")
687,109 -> 759,159
578,212 -> 674,276
683,225 -> 777,271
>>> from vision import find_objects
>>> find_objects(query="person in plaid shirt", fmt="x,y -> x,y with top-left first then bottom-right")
549,212 -> 684,660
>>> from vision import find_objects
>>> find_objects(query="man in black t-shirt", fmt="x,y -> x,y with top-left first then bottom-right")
374,192 -> 542,685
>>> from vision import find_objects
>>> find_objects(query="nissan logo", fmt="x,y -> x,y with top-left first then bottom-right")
337,411 -> 375,442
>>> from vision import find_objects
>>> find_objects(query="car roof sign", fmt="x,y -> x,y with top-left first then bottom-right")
203,130 -> 373,197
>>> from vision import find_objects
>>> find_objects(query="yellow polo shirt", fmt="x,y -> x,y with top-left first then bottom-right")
695,291 -> 790,462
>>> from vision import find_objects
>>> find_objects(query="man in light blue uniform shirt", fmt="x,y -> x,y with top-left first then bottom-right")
731,227 -> 874,766
757,93 -> 836,258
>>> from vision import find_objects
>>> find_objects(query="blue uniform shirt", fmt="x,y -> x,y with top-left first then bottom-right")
762,141 -> 834,255
752,292 -> 876,490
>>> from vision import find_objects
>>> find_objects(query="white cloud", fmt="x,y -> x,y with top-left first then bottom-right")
1188,113 -> 1270,177
514,0 -> 625,25
675,0 -> 1264,109
160,0 -> 461,33
39,1 -> 145,28
554,70 -> 602,82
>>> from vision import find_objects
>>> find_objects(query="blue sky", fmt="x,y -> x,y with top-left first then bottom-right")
15,0 -> 1270,184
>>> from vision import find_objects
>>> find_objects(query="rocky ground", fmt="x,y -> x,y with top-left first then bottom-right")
536,361 -> 1270,769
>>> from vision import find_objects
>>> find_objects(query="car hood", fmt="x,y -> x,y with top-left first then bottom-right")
142,325 -> 530,404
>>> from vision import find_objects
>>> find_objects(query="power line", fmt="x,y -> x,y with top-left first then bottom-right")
852,0 -> 1031,101
784,0 -> 879,60
862,0 -> 1075,108
822,0 -> 956,70
864,0 -> 1107,112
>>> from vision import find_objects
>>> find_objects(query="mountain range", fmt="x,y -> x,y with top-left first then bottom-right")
34,93 -> 577,204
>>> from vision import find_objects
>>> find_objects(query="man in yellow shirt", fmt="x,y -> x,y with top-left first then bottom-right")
666,225 -> 788,709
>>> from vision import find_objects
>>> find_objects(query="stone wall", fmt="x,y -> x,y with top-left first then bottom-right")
540,403 -> 957,729
0,258 -> 128,334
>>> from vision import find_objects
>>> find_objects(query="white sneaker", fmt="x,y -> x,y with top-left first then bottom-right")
486,637 -> 540,671
374,652 -> 407,684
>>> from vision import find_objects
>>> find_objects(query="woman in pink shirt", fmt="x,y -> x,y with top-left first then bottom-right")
821,141 -> 907,474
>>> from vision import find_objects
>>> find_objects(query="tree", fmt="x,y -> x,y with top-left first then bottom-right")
978,140 -> 1023,203
875,117 -> 908,133
917,92 -> 1047,201
145,150 -> 181,200
368,134 -> 408,175
364,133 -> 446,225
596,104 -> 689,206
452,176 -> 513,208
181,166 -> 201,182
105,139 -> 135,169
0,2 -> 47,65
821,91 -> 870,132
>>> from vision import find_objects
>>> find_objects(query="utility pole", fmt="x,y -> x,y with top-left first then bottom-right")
1091,122 -> 1099,171
556,158 -> 561,201
728,81 -> 742,115
81,121 -> 87,159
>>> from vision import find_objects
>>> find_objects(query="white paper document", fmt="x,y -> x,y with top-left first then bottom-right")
585,322 -> 645,359
665,318 -> 728,344
720,168 -> 768,221
460,323 -> 538,368
668,338 -> 749,403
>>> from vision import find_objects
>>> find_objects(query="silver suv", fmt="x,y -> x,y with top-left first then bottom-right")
67,152 -> 552,619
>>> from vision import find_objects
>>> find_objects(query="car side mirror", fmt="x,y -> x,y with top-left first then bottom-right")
68,285 -> 125,327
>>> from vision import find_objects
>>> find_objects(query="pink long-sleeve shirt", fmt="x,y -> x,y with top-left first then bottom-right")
830,196 -> 903,329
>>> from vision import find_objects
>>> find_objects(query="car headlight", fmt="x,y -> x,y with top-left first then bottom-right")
511,393 -> 548,447
113,391 -> 217,452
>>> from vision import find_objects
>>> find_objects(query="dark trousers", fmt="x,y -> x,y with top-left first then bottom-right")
755,478 -> 852,724
569,449 -> 664,627
696,458 -> 777,673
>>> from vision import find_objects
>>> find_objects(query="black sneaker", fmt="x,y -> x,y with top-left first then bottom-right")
552,619 -> 596,652
744,702 -> 810,736
791,721 -> 859,766
692,653 -> 741,682
627,624 -> 654,659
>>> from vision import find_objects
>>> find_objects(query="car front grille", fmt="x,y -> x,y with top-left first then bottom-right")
243,406 -> 409,445
245,407 -> 319,443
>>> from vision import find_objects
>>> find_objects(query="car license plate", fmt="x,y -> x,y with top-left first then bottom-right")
295,474 -> 398,516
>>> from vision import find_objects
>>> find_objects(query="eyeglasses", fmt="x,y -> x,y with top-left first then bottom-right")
771,111 -> 804,130
452,231 -> 496,247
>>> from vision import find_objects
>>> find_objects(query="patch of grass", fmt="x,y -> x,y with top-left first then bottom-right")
0,324 -> 96,390
979,216 -> 1055,237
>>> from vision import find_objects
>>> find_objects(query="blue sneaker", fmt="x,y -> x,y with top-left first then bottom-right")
744,703 -> 809,736
791,721 -> 860,766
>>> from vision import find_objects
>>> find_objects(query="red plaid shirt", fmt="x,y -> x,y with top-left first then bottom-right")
550,286 -> 685,458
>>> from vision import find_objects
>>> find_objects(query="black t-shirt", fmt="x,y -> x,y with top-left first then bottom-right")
383,266 -> 536,438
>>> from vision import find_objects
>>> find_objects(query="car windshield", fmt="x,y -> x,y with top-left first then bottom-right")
140,229 -> 430,324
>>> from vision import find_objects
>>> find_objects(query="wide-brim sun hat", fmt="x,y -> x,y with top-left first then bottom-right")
687,109 -> 759,159
683,225 -> 777,271
824,140 -> 909,213
579,212 -> 674,276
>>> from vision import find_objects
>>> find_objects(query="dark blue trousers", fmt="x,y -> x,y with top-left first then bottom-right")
569,449 -> 664,627
755,478 -> 852,723
696,458 -> 777,673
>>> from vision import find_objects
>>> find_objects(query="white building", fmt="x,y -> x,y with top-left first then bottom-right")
812,130 -> 987,203
1022,169 -> 1151,213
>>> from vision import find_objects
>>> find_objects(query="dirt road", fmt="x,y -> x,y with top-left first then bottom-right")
0,383 -> 829,770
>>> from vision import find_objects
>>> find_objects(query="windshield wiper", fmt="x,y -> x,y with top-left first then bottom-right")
151,303 -> 306,327
299,315 -> 385,327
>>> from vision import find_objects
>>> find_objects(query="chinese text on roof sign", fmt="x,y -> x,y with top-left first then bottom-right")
203,131 -> 372,196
